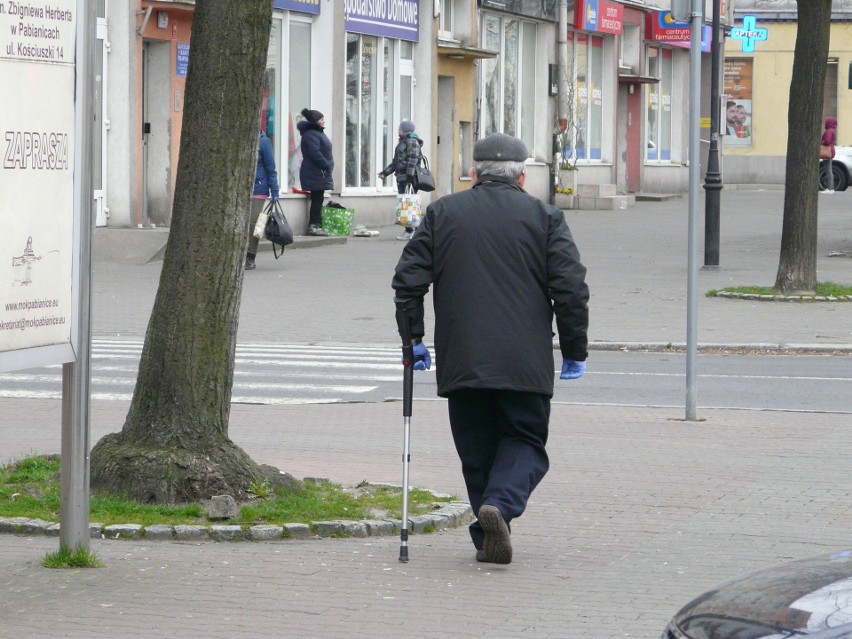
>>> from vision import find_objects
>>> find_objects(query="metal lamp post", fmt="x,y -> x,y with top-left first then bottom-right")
703,0 -> 723,268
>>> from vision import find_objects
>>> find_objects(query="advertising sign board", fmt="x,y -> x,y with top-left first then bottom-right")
574,0 -> 624,35
274,0 -> 321,14
344,0 -> 420,42
0,0 -> 79,371
723,58 -> 753,147
647,10 -> 711,52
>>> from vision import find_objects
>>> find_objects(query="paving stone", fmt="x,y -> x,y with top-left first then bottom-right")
312,521 -> 344,537
173,525 -> 210,541
104,524 -> 142,539
249,525 -> 282,541
0,517 -> 29,533
209,525 -> 245,542
340,522 -> 367,538
20,519 -> 52,535
362,520 -> 395,536
282,523 -> 311,539
143,525 -> 175,541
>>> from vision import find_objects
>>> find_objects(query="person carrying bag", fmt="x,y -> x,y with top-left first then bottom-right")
820,116 -> 837,193
245,129 -> 279,271
379,119 -> 423,240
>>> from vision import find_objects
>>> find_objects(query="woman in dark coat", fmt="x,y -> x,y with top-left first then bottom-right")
298,108 -> 334,236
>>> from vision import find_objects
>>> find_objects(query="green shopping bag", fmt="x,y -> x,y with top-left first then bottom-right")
321,202 -> 355,236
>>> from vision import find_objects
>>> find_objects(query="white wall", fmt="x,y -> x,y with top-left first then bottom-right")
105,3 -> 139,227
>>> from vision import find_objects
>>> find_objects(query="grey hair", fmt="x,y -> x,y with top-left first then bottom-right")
472,159 -> 527,181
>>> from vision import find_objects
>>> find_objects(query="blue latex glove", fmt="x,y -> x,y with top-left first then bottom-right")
413,342 -> 431,371
560,359 -> 586,380
270,193 -> 280,202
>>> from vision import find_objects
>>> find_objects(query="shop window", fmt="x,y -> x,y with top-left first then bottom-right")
261,19 -> 281,168
564,31 -> 603,162
286,19 -> 312,190
346,34 -> 412,189
645,46 -> 672,162
263,13 -> 315,192
480,12 -> 537,155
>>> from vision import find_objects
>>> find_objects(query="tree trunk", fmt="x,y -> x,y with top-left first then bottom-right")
91,0 -> 275,503
774,0 -> 832,293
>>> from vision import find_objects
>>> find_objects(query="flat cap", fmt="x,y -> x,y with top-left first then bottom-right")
473,133 -> 529,162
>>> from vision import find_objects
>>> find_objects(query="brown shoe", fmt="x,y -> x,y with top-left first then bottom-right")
478,505 -> 512,564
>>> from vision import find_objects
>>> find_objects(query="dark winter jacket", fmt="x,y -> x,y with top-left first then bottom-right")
392,177 -> 589,398
821,116 -> 837,157
254,131 -> 279,198
298,120 -> 334,191
382,133 -> 423,181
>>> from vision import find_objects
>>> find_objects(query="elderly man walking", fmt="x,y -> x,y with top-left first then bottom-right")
392,132 -> 590,564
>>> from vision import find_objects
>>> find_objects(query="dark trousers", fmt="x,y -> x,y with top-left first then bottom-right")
308,190 -> 325,226
447,389 -> 551,550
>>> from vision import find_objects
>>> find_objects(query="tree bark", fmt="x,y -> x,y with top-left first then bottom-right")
91,0 -> 275,503
774,0 -> 832,293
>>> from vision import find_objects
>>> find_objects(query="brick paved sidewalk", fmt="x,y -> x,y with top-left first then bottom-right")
2,399 -> 851,638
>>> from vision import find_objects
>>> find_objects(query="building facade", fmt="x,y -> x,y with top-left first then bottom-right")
723,0 -> 852,185
96,0 -> 736,231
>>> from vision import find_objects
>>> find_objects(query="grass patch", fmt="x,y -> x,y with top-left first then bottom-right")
0,456 -> 454,527
707,281 -> 852,297
42,546 -> 102,569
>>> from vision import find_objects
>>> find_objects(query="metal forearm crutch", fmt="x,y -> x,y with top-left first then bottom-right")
396,305 -> 415,563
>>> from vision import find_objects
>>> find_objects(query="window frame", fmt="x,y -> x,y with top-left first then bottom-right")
563,30 -> 604,164
439,0 -> 455,40
478,11 -> 537,156
645,45 -> 673,164
344,33 -> 413,191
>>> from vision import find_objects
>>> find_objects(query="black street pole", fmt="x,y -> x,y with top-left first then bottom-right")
703,0 -> 722,268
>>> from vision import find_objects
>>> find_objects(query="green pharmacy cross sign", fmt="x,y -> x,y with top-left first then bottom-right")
730,15 -> 767,53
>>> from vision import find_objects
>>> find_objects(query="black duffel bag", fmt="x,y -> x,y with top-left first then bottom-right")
263,199 -> 293,259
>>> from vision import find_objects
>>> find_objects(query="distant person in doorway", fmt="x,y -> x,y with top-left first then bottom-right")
379,119 -> 422,240
821,116 -> 837,194
298,108 -> 334,236
245,129 -> 279,271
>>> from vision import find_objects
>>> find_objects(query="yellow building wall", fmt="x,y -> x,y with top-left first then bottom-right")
435,56 -> 477,192
726,22 -> 852,158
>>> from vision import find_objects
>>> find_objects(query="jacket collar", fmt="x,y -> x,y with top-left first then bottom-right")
473,175 -> 525,192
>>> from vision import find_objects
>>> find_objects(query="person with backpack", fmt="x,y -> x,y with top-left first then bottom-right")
379,120 -> 423,240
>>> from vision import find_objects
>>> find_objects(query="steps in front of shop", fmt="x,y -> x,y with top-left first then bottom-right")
572,184 -> 635,211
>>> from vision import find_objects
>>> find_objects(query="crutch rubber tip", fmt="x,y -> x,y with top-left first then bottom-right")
399,547 -> 409,562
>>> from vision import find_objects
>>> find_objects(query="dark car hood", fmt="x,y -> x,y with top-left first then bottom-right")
671,550 -> 852,638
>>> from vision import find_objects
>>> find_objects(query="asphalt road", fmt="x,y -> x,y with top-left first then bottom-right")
2,341 -> 849,413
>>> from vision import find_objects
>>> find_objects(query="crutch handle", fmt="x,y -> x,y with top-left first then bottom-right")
395,307 -> 415,418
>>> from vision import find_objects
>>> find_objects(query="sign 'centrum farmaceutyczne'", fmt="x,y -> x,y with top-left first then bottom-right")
0,0 -> 77,365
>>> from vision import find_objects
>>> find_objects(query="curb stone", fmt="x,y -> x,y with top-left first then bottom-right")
712,291 -> 852,302
0,502 -> 474,543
